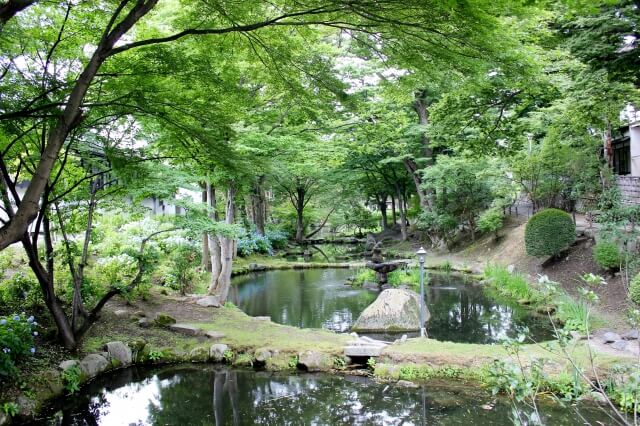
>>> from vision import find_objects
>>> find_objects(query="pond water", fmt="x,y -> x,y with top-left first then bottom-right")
230,269 -> 555,344
35,365 -> 611,425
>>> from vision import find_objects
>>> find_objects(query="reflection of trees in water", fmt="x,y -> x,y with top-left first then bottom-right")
230,269 -> 376,332
426,284 -> 551,343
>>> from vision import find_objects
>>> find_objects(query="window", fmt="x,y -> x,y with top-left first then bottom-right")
613,140 -> 631,175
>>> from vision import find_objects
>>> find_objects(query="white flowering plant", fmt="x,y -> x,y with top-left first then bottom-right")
0,314 -> 37,380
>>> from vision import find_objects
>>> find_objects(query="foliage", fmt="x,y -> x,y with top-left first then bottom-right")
148,350 -> 164,362
238,231 -> 273,257
555,295 -> 590,333
629,274 -> 640,306
351,269 -> 376,287
483,265 -> 540,303
1,402 -> 18,417
477,207 -> 504,238
265,229 -> 289,250
387,268 -> 423,289
524,209 -> 575,258
163,244 -> 200,295
0,314 -> 37,380
592,241 -> 620,271
0,271 -> 41,312
61,366 -> 82,394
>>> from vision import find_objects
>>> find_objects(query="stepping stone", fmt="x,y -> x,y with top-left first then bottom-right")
611,340 -> 629,351
196,296 -> 221,307
252,316 -> 271,322
344,345 -> 384,357
622,330 -> 640,340
205,331 -> 226,339
602,332 -> 621,343
169,323 -> 203,336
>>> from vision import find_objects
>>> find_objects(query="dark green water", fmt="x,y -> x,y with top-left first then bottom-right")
36,365 -> 612,425
230,269 -> 554,344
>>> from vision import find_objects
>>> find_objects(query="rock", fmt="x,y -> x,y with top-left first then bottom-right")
16,395 -> 36,417
602,332 -> 621,343
351,289 -> 428,332
138,317 -> 151,328
298,351 -> 332,372
104,341 -> 132,367
169,323 -> 203,336
205,331 -> 226,339
253,316 -> 271,322
254,348 -> 272,362
210,344 -> 229,362
58,359 -> 80,371
622,330 -> 640,340
0,410 -> 7,426
42,370 -> 64,396
79,353 -> 110,378
397,380 -> 419,388
569,331 -> 585,341
154,313 -> 177,327
134,310 -> 146,317
507,264 -> 515,274
113,309 -> 129,317
196,296 -> 221,308
189,347 -> 209,362
344,345 -> 383,357
611,340 -> 629,351
400,334 -> 408,343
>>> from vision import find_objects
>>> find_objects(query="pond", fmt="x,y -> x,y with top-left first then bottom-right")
230,269 -> 555,344
35,365 -> 612,425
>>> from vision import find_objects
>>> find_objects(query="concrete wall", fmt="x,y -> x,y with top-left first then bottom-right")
630,121 -> 640,176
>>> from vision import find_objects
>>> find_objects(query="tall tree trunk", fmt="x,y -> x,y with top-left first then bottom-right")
396,188 -> 407,241
295,186 -> 305,243
209,184 -> 236,302
376,194 -> 388,230
405,89 -> 434,211
207,183 -> 222,294
252,175 -> 266,236
391,196 -> 397,225
201,184 -> 211,271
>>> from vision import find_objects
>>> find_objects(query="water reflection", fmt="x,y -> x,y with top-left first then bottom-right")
231,270 -> 553,343
39,365 -> 611,425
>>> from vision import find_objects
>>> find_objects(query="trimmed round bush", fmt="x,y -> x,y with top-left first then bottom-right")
525,208 -> 575,257
630,274 -> 640,305
592,241 -> 620,271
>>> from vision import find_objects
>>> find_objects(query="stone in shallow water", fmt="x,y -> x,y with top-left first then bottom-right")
298,351 -> 332,372
351,289 -> 428,332
396,380 -> 419,388
210,344 -> 229,362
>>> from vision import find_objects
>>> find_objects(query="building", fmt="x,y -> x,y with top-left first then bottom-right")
611,120 -> 640,204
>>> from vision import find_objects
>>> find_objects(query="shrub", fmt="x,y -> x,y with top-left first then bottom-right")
629,274 -> 640,305
387,268 -> 422,288
477,207 -> 504,238
525,209 -> 575,258
351,268 -> 375,287
592,241 -> 620,271
483,264 -> 540,302
237,232 -> 272,257
556,295 -> 590,332
0,271 -> 42,311
0,314 -> 37,380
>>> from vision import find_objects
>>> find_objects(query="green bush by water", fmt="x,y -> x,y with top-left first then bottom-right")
483,264 -> 540,302
525,209 -> 575,257
387,268 -> 423,288
555,295 -> 591,333
592,241 -> 620,271
351,269 -> 375,287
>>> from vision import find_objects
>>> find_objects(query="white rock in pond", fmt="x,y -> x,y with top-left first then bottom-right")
104,341 -> 132,367
351,289 -> 428,332
79,354 -> 110,378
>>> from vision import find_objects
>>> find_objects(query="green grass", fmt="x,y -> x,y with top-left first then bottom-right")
483,264 -> 542,303
555,295 -> 603,333
351,268 -> 375,287
387,268 -> 423,288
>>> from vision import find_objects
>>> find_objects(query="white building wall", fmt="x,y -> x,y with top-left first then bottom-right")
630,121 -> 640,176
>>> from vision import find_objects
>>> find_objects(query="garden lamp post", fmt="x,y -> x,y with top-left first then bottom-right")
416,247 -> 427,338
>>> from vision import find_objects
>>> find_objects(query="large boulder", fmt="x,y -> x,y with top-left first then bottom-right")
104,341 -> 132,367
79,353 -> 110,378
298,351 -> 332,372
351,288 -> 428,332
